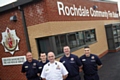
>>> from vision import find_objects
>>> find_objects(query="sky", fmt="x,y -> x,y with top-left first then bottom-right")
0,0 -> 17,7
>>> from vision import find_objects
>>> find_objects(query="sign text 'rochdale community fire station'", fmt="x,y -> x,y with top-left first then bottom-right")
57,1 -> 119,19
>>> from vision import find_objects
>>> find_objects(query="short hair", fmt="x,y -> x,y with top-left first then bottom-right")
84,46 -> 90,48
63,45 -> 69,48
26,52 -> 32,55
40,53 -> 46,56
40,52 -> 46,54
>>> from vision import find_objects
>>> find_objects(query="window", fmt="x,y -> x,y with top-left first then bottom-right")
105,23 -> 120,50
76,32 -> 85,46
55,36 -> 61,54
36,29 -> 97,57
36,37 -> 52,55
85,31 -> 91,43
90,29 -> 96,41
117,25 -> 120,37
84,29 -> 96,43
118,37 -> 120,45
113,26 -> 118,37
114,38 -> 119,47
60,34 -> 67,47
68,33 -> 77,48
114,24 -> 120,47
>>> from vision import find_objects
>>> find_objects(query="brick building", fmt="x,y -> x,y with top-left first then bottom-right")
0,0 -> 120,80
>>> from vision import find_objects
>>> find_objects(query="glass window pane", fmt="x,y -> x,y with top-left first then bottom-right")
55,34 -> 67,54
37,37 -> 51,54
60,34 -> 67,47
90,29 -> 96,41
113,29 -> 118,37
85,31 -> 91,43
76,32 -> 85,46
114,38 -> 119,48
117,29 -> 120,37
68,33 -> 77,48
55,36 -> 63,54
113,25 -> 118,37
118,37 -> 120,46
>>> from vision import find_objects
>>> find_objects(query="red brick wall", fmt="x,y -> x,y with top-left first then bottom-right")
24,0 -> 48,26
18,0 -> 119,25
45,0 -> 119,21
23,0 -> 119,27
0,9 -> 28,80
0,0 -> 47,80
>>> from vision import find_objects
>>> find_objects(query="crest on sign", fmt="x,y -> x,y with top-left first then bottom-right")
1,27 -> 20,55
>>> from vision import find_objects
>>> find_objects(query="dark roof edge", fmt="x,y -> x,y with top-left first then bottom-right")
90,0 -> 117,4
0,0 -> 40,13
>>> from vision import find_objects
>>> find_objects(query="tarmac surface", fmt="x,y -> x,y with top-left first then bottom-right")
80,51 -> 120,80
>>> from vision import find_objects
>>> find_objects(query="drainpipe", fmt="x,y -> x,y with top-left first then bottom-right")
18,6 -> 31,52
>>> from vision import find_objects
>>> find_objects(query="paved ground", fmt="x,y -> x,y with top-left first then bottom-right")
80,51 -> 120,80
98,51 -> 120,80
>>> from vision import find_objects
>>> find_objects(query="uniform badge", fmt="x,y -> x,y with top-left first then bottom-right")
33,63 -> 36,66
39,67 -> 42,69
62,61 -> 65,64
82,59 -> 86,61
70,58 -> 75,63
25,66 -> 28,68
71,58 -> 74,61
91,56 -> 95,59
33,63 -> 36,68
56,65 -> 60,69
45,69 -> 49,71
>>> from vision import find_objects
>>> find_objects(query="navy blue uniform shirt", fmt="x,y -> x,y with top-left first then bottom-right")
38,60 -> 49,74
21,59 -> 40,80
80,54 -> 102,75
60,54 -> 82,77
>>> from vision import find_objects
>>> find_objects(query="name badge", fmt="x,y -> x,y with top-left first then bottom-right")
25,66 -> 28,68
56,65 -> 60,70
39,67 -> 42,69
82,59 -> 86,61
91,60 -> 96,62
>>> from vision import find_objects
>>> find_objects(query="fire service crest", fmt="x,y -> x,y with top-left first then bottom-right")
1,27 -> 20,55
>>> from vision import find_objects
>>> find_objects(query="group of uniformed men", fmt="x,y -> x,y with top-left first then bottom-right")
21,46 -> 102,80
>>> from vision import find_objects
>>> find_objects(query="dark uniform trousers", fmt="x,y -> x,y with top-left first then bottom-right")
66,75 -> 81,80
27,77 -> 40,80
84,73 -> 99,80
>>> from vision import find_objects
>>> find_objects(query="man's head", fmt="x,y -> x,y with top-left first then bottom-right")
40,53 -> 47,61
47,52 -> 55,63
26,52 -> 33,62
84,46 -> 91,57
63,46 -> 71,57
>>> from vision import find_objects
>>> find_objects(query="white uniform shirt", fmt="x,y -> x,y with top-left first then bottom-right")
41,61 -> 68,80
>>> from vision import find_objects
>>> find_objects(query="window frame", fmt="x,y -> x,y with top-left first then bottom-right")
36,29 -> 97,58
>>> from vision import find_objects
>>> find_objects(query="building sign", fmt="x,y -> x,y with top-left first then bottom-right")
2,56 -> 26,66
57,1 -> 119,19
1,27 -> 20,55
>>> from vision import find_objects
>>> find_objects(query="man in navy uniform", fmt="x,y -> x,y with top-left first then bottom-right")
21,52 -> 40,80
79,46 -> 102,80
60,46 -> 82,80
38,53 -> 49,79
